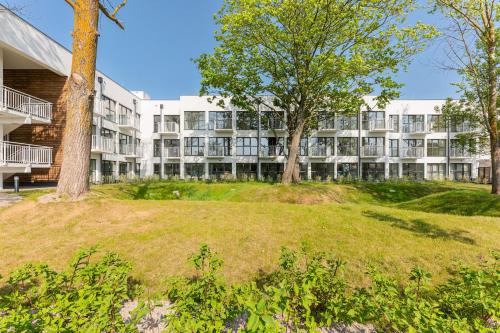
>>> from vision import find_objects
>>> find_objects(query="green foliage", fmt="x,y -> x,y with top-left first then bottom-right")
165,245 -> 499,332
0,248 -> 143,333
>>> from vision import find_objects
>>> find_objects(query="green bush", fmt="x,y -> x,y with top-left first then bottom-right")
0,248 -> 145,333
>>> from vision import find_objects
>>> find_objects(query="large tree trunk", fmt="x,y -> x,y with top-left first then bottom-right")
57,0 -> 99,199
282,121 -> 305,185
490,140 -> 500,194
486,20 -> 498,195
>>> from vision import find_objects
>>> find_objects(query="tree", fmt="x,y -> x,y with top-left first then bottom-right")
57,0 -> 126,199
433,0 -> 499,193
197,0 -> 435,184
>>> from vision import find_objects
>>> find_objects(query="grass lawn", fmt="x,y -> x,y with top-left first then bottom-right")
0,180 -> 498,294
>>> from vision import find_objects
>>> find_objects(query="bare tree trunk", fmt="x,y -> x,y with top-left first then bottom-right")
491,140 -> 500,194
282,121 -> 305,185
57,0 -> 99,199
486,21 -> 498,194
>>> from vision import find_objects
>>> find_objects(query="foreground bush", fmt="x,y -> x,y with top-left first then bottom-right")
0,248 -> 144,332
166,245 -> 499,332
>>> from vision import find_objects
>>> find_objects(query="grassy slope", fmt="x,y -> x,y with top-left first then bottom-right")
0,181 -> 498,294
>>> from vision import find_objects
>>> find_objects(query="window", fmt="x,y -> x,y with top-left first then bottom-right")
389,163 -> 399,178
428,115 -> 446,132
90,159 -> 97,182
209,111 -> 232,130
478,167 -> 491,183
317,113 -> 335,130
311,137 -> 334,156
336,115 -> 358,130
135,163 -> 141,176
261,111 -> 284,130
153,139 -> 161,157
362,111 -> 385,130
299,163 -> 308,180
101,128 -> 116,153
236,137 -> 258,156
164,139 -> 180,158
164,163 -> 180,178
299,137 -> 308,156
260,163 -> 284,181
450,139 -> 473,157
427,163 -> 446,180
311,163 -> 335,181
119,105 -> 132,126
450,163 -> 471,181
153,115 -> 161,133
102,95 -> 116,122
337,137 -> 358,156
185,163 -> 205,178
389,139 -> 399,157
102,160 -> 115,177
184,111 -> 206,130
362,163 -> 385,181
337,163 -> 358,179
119,133 -> 132,154
236,163 -> 257,179
184,137 -> 205,156
119,162 -> 128,176
389,115 -> 399,132
208,137 -> 232,156
260,137 -> 285,157
402,163 -> 425,180
236,112 -> 258,130
427,139 -> 446,157
362,137 -> 384,157
164,115 -> 180,132
153,163 -> 160,176
135,113 -> 141,129
402,115 -> 425,133
209,163 -> 232,179
451,117 -> 471,132
401,139 -> 424,157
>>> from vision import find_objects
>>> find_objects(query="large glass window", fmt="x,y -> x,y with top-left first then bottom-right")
362,163 -> 385,181
102,160 -> 115,177
153,139 -> 161,157
184,111 -> 206,130
153,163 -> 160,176
260,163 -> 284,181
261,111 -> 284,130
310,137 -> 334,156
401,139 -> 424,158
317,112 -> 335,130
337,163 -> 358,179
389,163 -> 399,178
209,163 -> 232,179
427,139 -> 446,157
236,163 -> 257,179
209,111 -> 232,130
299,138 -> 308,156
389,115 -> 399,132
450,139 -> 473,157
337,137 -> 358,156
428,115 -> 446,132
153,115 -> 161,133
362,111 -> 385,130
236,137 -> 258,156
164,163 -> 180,178
362,137 -> 384,157
184,137 -> 205,156
185,163 -> 205,178
236,111 -> 258,130
478,167 -> 491,184
164,139 -> 180,157
336,115 -> 358,130
389,139 -> 399,157
119,133 -> 132,154
164,115 -> 180,132
402,163 -> 425,180
427,163 -> 446,180
119,105 -> 133,126
260,137 -> 285,157
450,163 -> 472,180
451,117 -> 472,132
208,137 -> 232,156
402,115 -> 425,133
102,95 -> 116,122
311,163 -> 335,181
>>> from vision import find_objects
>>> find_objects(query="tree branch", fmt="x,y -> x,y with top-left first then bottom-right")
98,0 -> 126,30
64,0 -> 75,9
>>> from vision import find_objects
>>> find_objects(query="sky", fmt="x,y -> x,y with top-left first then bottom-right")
2,0 -> 461,100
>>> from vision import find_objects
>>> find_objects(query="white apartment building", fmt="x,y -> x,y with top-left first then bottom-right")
139,96 -> 491,182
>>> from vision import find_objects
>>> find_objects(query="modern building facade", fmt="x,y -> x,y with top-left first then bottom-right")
0,5 -> 492,189
139,96 -> 491,183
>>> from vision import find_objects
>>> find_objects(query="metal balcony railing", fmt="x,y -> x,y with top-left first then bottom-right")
0,85 -> 52,121
260,145 -> 284,157
317,119 -> 336,131
208,145 -> 229,157
119,114 -> 134,127
0,141 -> 52,165
310,145 -> 327,157
450,147 -> 473,158
402,122 -> 427,133
119,144 -> 142,156
212,119 -> 233,131
367,119 -> 393,131
164,147 -> 180,158
91,135 -> 115,153
400,147 -> 424,158
361,145 -> 384,157
162,122 -> 179,133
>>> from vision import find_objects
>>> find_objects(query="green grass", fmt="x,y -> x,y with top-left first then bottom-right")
0,180 -> 498,294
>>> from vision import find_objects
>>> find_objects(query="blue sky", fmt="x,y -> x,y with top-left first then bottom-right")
3,0 -> 460,100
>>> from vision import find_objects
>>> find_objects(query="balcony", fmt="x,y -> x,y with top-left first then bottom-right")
93,100 -> 104,117
164,147 -> 181,159
118,114 -> 134,130
91,135 -> 115,153
450,147 -> 473,159
361,145 -> 384,158
119,144 -> 142,158
208,145 -> 229,158
366,119 -> 393,132
259,145 -> 284,159
309,145 -> 328,158
317,119 -> 337,133
400,147 -> 424,159
0,141 -> 52,167
403,122 -> 428,134
212,119 -> 233,133
0,85 -> 52,123
159,122 -> 179,134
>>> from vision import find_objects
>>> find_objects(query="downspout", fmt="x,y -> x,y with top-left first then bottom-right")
358,110 -> 362,179
257,103 -> 261,180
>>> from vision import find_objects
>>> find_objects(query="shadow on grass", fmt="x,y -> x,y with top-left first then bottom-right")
355,182 -> 452,204
363,210 -> 476,245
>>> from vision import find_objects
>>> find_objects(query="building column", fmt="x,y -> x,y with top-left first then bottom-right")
0,48 -> 3,87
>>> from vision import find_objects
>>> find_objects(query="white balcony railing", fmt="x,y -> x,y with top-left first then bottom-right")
164,147 -> 181,158
119,143 -> 142,157
367,119 -> 393,131
400,147 -> 424,158
403,122 -> 427,133
310,145 -> 327,157
450,147 -> 473,158
260,145 -> 284,158
162,122 -> 179,133
91,135 -> 115,153
119,114 -> 134,127
212,119 -> 233,131
208,145 -> 227,157
0,141 -> 52,165
361,145 -> 384,157
0,85 -> 52,121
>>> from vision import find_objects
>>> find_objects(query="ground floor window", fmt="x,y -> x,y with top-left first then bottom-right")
209,163 -> 232,180
402,163 -> 424,181
236,163 -> 257,180
153,163 -> 161,176
311,163 -> 334,181
185,163 -> 205,179
164,163 -> 180,178
362,163 -> 385,181
102,160 -> 115,183
427,163 -> 446,180
299,163 -> 308,180
135,163 -> 141,176
450,163 -> 471,181
119,162 -> 128,176
261,163 -> 284,181
90,159 -> 97,183
478,167 -> 491,184
389,163 -> 399,179
337,163 -> 358,180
